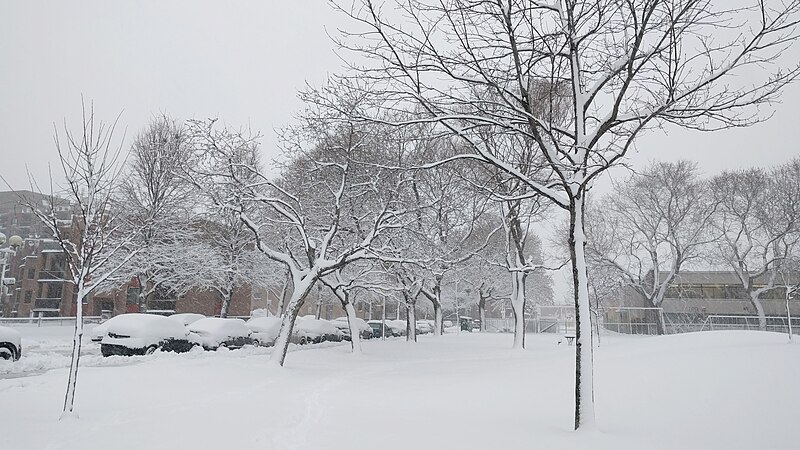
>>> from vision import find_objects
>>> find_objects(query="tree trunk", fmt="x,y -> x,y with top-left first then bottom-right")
314,284 -> 323,319
432,282 -> 443,335
270,276 -> 316,367
509,270 -> 527,349
407,304 -> 417,342
277,274 -> 291,316
219,288 -> 231,318
422,282 -> 444,336
433,301 -> 443,335
479,294 -> 487,332
642,295 -> 665,335
569,195 -> 596,430
343,301 -> 362,354
404,291 -> 417,342
62,282 -> 86,418
219,269 -> 237,318
749,291 -> 768,331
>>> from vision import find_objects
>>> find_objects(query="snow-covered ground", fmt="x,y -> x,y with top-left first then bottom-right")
1,327 -> 797,450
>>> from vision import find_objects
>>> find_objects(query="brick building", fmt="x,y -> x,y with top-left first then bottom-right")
1,235 -> 253,318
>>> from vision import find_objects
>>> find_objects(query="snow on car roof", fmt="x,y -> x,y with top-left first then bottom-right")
189,318 -> 250,335
295,318 -> 340,335
246,316 -> 282,333
104,313 -> 188,340
168,313 -> 206,326
331,316 -> 371,332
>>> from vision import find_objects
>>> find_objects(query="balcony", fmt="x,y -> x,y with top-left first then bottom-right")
34,298 -> 62,309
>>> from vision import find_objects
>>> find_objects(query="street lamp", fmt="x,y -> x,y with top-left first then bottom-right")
0,232 -> 24,315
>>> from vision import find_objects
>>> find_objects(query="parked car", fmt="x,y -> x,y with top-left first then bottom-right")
294,317 -> 344,344
168,313 -> 206,327
416,320 -> 434,334
100,313 -> 196,357
0,325 -> 22,361
383,320 -> 407,337
188,318 -> 255,350
245,316 -> 283,347
90,316 -> 118,343
367,320 -> 396,338
331,317 -> 374,340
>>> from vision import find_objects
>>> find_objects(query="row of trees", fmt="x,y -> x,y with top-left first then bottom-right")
586,159 -> 800,333
323,0 -> 800,429
30,0 -> 800,431
32,101 -> 554,415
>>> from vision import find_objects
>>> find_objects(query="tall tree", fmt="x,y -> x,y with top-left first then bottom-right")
586,161 -> 716,334
28,101 -> 139,416
187,113 -> 411,366
334,0 -> 800,428
115,115 -> 197,311
711,162 -> 800,330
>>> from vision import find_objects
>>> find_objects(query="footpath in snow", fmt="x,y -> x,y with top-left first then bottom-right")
1,330 -> 798,450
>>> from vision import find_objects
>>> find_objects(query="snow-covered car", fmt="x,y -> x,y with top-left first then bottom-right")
384,319 -> 408,337
294,317 -> 344,344
168,313 -> 206,327
0,325 -> 22,361
366,320 -> 396,338
331,317 -> 374,340
100,313 -> 196,357
188,318 -> 255,350
90,316 -> 118,343
416,320 -> 434,334
245,316 -> 283,347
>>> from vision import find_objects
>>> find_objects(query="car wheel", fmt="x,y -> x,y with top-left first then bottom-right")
252,339 -> 261,347
299,336 -> 307,345
144,345 -> 157,355
0,347 -> 12,360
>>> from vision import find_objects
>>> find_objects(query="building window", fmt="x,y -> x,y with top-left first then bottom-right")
28,267 -> 35,279
126,286 -> 141,305
24,291 -> 32,303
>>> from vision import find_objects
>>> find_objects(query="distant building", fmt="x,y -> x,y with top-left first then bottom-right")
0,190 -> 74,239
617,270 -> 800,324
1,235 -> 254,318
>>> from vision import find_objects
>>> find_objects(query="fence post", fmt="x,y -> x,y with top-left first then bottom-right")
37,311 -> 42,328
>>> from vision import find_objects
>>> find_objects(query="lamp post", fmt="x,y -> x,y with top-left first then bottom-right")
0,232 -> 24,316
455,278 -> 460,333
787,287 -> 797,343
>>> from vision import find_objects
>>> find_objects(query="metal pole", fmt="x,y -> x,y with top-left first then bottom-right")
382,295 -> 386,341
787,289 -> 793,343
455,279 -> 460,334
0,255 -> 7,314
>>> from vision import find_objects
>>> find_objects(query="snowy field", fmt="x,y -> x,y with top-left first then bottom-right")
1,327 -> 798,450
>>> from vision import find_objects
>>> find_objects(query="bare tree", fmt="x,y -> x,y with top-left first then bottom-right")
27,101 -> 139,416
586,161 -> 716,334
405,151 -> 495,336
198,211 -> 262,318
334,0 -> 800,428
711,161 -> 800,330
187,114 -> 411,366
114,115 -> 197,311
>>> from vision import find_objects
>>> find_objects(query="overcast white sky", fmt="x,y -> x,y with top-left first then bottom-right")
2,1 -> 799,302
2,0 -> 798,186
0,1 -> 349,188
